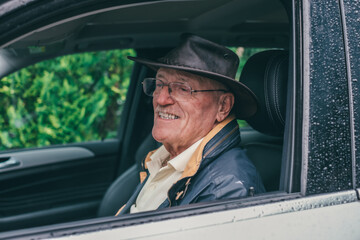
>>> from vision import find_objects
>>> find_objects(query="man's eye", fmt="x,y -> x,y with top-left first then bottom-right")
173,85 -> 188,92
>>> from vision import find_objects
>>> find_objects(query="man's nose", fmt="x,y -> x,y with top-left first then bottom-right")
154,86 -> 175,105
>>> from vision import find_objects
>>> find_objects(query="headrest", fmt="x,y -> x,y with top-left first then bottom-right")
240,50 -> 289,136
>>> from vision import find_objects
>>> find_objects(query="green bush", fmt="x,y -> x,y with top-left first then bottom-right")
0,49 -> 134,150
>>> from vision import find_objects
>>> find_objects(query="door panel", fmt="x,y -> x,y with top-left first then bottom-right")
0,147 -> 94,171
0,140 -> 118,231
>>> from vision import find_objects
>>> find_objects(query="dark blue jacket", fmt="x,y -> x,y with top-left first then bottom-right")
118,116 -> 265,214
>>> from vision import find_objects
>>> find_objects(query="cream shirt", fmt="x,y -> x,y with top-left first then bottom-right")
130,138 -> 203,213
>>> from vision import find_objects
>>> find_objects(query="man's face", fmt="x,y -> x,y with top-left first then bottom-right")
152,68 -> 222,157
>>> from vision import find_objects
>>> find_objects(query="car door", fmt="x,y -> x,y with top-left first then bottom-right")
31,0 -> 360,238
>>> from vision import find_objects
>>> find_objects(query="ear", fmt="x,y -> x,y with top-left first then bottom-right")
216,93 -> 234,122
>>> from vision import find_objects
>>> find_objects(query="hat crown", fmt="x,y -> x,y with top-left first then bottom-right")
158,35 -> 239,79
127,34 -> 258,118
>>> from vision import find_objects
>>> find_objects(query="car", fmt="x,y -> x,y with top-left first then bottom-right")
0,0 -> 359,239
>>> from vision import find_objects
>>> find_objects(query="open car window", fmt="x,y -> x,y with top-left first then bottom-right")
0,46 -> 273,150
0,0 -> 292,237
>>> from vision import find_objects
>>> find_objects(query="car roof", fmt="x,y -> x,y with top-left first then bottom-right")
0,0 -> 289,77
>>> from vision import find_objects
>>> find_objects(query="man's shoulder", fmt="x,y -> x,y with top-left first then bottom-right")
206,147 -> 264,185
210,147 -> 252,168
184,146 -> 264,203
197,147 -> 255,179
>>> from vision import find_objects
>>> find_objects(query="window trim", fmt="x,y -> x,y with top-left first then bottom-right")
0,191 -> 301,239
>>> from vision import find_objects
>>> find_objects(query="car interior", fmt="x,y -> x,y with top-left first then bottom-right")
0,0 -> 291,232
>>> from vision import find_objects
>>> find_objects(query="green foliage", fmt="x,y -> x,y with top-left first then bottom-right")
0,49 -> 134,150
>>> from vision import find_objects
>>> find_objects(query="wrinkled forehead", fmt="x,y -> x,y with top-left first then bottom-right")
156,68 -> 224,89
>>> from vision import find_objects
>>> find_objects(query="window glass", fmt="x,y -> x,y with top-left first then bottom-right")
0,49 -> 134,150
304,0 -> 352,194
343,0 -> 360,187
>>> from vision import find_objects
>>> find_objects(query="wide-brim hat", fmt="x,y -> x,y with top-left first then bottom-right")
128,34 -> 258,119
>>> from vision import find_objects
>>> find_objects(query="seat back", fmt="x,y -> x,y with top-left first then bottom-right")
240,50 -> 288,191
97,134 -> 160,217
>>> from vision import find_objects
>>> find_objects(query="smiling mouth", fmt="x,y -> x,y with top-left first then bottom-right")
158,112 -> 179,120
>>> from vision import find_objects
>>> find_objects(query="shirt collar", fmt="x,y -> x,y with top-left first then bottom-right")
147,138 -> 203,174
146,145 -> 168,175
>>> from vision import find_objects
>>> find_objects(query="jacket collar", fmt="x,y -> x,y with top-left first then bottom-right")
180,115 -> 239,179
141,115 -> 240,182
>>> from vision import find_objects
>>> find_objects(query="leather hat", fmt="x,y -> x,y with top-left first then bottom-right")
128,34 -> 258,119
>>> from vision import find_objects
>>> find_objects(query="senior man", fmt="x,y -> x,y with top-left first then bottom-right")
116,35 -> 265,215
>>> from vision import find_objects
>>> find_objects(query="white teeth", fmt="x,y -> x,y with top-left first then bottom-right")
158,112 -> 179,120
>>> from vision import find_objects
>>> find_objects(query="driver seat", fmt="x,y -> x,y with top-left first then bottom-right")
240,50 -> 288,191
97,134 -> 160,217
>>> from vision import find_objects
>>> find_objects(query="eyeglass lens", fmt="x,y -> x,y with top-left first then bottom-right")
143,78 -> 191,100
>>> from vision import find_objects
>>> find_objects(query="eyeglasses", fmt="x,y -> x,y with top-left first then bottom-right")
142,78 -> 229,101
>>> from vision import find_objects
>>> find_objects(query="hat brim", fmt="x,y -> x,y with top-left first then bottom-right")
128,56 -> 259,119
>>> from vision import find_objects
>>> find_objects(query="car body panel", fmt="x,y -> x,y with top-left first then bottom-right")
48,190 -> 360,239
